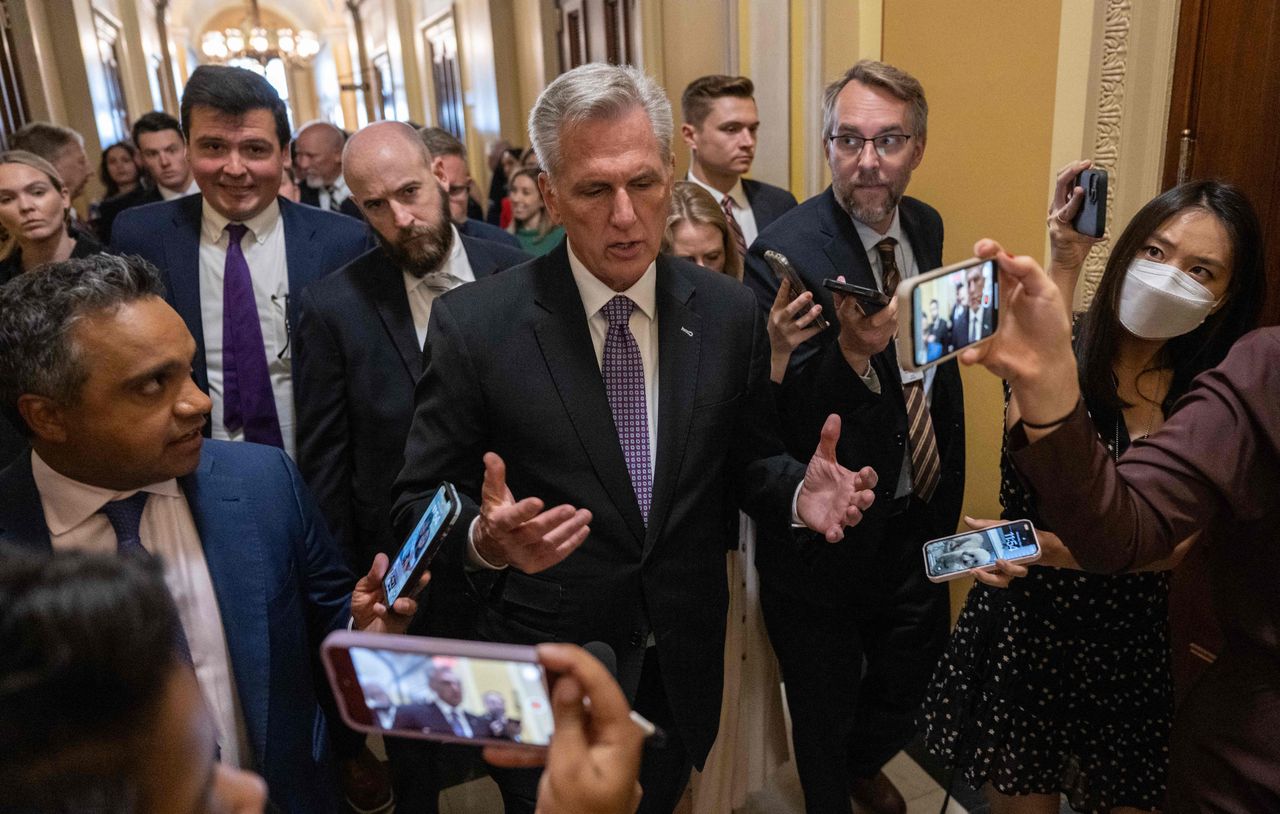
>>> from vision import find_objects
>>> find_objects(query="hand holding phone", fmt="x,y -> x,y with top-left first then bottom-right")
823,278 -> 891,315
1071,168 -> 1107,238
922,519 -> 1041,582
763,251 -> 831,332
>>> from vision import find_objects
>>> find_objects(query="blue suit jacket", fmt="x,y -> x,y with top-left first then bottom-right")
458,217 -> 523,249
742,178 -> 799,236
111,194 -> 373,397
0,441 -> 357,814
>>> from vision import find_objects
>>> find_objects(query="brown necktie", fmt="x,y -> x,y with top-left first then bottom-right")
721,195 -> 748,259
876,238 -> 941,502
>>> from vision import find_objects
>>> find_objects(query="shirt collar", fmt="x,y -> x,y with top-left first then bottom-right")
686,171 -> 747,210
30,450 -> 182,536
201,197 -> 282,245
852,206 -> 903,253
566,239 -> 657,322
159,178 -> 200,201
403,225 -> 472,293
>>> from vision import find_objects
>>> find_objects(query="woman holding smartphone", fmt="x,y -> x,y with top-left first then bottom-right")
921,166 -> 1265,814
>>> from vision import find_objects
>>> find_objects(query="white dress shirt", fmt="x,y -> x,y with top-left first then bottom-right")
851,208 -> 935,500
317,175 -> 352,212
686,172 -> 760,248
30,451 -> 252,769
159,178 -> 201,201
403,225 -> 475,348
198,198 -> 296,460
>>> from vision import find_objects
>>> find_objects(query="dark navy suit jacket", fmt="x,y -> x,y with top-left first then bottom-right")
0,441 -> 357,813
111,194 -> 372,399
294,237 -> 529,571
742,177 -> 799,236
459,217 -> 523,249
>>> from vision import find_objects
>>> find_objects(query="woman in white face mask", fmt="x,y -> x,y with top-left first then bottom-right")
922,167 -> 1265,814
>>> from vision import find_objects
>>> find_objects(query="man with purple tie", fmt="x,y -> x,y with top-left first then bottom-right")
112,65 -> 370,459
392,63 -> 878,813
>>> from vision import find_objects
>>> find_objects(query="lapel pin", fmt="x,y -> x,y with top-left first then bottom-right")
680,326 -> 693,337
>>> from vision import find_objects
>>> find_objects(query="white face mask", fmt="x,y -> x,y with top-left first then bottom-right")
1117,257 -> 1220,340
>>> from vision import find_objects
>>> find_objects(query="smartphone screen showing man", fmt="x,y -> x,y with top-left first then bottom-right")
909,258 -> 997,366
330,637 -> 554,747
382,483 -> 459,606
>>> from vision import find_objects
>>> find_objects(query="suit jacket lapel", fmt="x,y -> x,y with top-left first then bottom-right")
281,199 -> 320,337
0,453 -> 53,551
531,246 -> 646,546
644,259 -> 699,555
166,197 -> 208,392
361,252 -> 424,382
899,201 -> 942,272
180,450 -> 271,763
820,190 -> 878,291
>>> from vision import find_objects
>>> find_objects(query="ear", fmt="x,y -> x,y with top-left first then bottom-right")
431,156 -> 448,186
907,135 -> 927,171
17,394 -> 69,444
680,122 -> 698,151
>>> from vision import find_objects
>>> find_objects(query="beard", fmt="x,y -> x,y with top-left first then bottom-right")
832,167 -> 911,228
377,195 -> 455,277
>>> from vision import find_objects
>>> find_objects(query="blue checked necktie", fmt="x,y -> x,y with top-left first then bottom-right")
222,223 -> 284,448
600,295 -> 653,522
100,493 -> 194,664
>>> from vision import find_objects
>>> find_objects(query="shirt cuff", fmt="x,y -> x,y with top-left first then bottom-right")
466,516 -> 509,571
790,482 -> 804,528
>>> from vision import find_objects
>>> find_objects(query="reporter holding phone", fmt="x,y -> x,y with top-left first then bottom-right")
922,169 -> 1265,813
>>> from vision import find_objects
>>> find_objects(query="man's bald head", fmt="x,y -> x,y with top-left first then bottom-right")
293,120 -> 346,187
344,121 -> 433,177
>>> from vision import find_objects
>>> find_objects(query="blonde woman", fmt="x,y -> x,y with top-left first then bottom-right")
506,167 -> 565,256
0,150 -> 104,284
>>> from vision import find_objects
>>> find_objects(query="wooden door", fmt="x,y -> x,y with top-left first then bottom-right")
1161,0 -> 1280,699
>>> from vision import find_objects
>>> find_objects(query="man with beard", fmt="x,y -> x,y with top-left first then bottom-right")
294,121 -> 362,218
743,60 -> 963,814
294,120 -> 527,574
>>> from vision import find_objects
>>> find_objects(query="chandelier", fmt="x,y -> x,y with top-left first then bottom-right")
201,0 -> 320,66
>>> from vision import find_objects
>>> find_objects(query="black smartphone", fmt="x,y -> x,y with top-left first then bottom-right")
823,278 -> 891,314
1072,168 -> 1107,238
322,631 -> 552,751
763,250 -> 830,332
382,483 -> 461,606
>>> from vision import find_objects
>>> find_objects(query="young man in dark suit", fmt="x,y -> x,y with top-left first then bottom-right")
96,111 -> 199,243
392,62 -> 878,814
0,255 -> 424,813
294,121 -> 528,574
679,74 -> 798,253
112,66 -> 371,461
744,60 -> 963,814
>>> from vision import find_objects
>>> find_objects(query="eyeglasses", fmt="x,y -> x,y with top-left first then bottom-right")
446,184 -> 471,199
827,133 -> 913,158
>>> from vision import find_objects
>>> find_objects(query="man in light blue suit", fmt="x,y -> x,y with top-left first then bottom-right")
112,64 -> 371,460
0,255 -> 421,813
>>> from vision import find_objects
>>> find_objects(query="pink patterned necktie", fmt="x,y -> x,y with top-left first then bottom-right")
600,295 -> 652,522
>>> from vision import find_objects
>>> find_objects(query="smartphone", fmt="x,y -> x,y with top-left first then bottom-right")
822,278 -> 891,314
922,519 -> 1041,582
1072,168 -> 1107,238
382,482 -> 461,606
763,250 -> 831,332
322,630 -> 553,750
894,256 -> 998,372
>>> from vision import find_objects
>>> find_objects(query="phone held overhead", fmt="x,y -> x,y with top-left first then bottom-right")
895,256 -> 999,371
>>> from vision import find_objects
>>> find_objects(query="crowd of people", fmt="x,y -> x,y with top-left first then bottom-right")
0,52 -> 1274,814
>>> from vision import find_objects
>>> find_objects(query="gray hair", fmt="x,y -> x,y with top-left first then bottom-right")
0,255 -> 166,435
528,63 -> 673,177
822,60 -> 928,142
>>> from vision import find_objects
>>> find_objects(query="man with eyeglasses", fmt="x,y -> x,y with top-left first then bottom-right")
419,126 -> 524,250
744,60 -> 964,814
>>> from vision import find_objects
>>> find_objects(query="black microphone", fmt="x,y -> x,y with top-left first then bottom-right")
583,640 -> 618,678
578,640 -> 665,748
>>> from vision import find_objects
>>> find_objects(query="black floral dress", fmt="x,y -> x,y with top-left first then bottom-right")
921,393 -> 1174,812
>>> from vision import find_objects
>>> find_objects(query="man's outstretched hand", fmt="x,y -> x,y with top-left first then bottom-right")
796,414 -> 877,542
473,452 -> 593,572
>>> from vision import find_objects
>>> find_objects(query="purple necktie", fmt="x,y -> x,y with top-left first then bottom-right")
601,295 -> 652,522
100,493 -> 194,665
222,223 -> 283,448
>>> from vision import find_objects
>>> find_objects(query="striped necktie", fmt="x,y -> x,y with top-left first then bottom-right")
721,194 -> 748,259
876,238 -> 941,502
